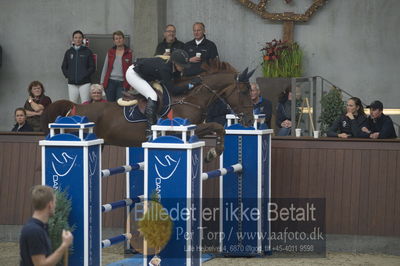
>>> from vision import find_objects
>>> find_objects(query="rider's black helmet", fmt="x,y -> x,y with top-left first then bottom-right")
170,49 -> 191,68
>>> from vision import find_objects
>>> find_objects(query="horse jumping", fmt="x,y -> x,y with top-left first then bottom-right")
41,61 -> 255,160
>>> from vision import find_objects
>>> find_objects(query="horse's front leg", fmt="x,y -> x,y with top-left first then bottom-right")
195,122 -> 225,162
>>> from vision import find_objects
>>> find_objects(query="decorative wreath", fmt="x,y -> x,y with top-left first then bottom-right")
235,0 -> 327,22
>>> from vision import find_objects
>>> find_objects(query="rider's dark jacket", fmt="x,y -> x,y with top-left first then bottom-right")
134,57 -> 189,95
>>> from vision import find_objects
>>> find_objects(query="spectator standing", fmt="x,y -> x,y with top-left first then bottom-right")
327,97 -> 368,138
250,82 -> 272,128
62,30 -> 95,103
82,84 -> 108,104
23,81 -> 52,132
362,100 -> 397,139
100,30 -> 133,102
154,24 -> 184,56
11,108 -> 33,132
184,22 -> 219,75
184,22 -> 227,125
19,185 -> 73,266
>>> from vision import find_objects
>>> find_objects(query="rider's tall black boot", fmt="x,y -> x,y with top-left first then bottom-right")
145,97 -> 157,139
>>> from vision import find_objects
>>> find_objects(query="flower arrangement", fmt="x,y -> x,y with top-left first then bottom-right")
138,192 -> 172,265
261,39 -> 303,77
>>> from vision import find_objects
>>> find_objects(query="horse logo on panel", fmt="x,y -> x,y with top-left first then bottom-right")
154,155 -> 181,180
262,138 -> 268,165
51,152 -> 77,177
191,153 -> 200,180
88,151 -> 98,177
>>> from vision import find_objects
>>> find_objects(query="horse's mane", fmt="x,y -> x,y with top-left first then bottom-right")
40,100 -> 75,134
201,58 -> 238,75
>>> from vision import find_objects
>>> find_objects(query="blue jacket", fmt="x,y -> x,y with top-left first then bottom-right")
61,46 -> 95,85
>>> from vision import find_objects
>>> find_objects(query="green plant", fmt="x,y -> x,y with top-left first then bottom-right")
261,39 -> 303,77
319,87 -> 346,135
48,189 -> 74,264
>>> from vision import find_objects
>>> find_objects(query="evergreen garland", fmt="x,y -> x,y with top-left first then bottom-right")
48,189 -> 74,264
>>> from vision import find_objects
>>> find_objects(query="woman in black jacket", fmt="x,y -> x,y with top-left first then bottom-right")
61,30 -> 95,103
327,97 -> 369,138
11,108 -> 33,132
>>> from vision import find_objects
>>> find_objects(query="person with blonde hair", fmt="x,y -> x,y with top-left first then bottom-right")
82,84 -> 107,104
19,185 -> 73,266
100,30 -> 133,102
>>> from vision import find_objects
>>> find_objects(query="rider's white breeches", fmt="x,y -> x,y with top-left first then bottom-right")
125,65 -> 158,101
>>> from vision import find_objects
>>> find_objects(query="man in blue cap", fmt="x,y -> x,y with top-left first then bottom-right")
362,100 -> 397,139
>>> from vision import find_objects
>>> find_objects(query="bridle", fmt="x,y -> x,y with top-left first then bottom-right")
170,74 -> 253,124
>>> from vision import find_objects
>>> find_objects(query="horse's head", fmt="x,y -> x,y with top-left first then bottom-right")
185,61 -> 256,127
219,67 -> 255,127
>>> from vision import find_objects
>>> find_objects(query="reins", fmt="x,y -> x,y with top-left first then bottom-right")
170,77 -> 249,118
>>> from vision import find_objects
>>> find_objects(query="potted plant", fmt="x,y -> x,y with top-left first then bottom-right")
318,86 -> 346,135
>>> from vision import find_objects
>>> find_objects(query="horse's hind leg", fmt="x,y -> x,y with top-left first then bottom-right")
195,122 -> 225,162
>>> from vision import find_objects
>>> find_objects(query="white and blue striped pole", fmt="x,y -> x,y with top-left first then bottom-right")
101,197 -> 141,213
101,233 -> 132,248
101,163 -> 144,178
201,163 -> 242,180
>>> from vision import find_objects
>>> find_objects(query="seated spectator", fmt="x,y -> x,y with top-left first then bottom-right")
11,108 -> 33,132
250,82 -> 272,128
361,100 -> 397,139
154,24 -> 184,56
276,88 -> 293,136
82,84 -> 108,104
24,81 -> 52,132
327,97 -> 368,138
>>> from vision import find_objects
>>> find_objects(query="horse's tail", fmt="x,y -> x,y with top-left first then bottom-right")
40,100 -> 75,134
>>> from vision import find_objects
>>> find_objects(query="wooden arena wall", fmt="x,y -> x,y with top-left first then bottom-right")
0,133 -> 399,237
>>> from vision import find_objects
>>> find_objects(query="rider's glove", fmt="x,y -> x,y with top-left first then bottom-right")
187,77 -> 202,90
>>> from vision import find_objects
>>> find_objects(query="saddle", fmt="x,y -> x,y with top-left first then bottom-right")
118,82 -> 171,123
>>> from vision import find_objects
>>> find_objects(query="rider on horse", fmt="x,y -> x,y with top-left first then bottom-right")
125,49 -> 202,137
